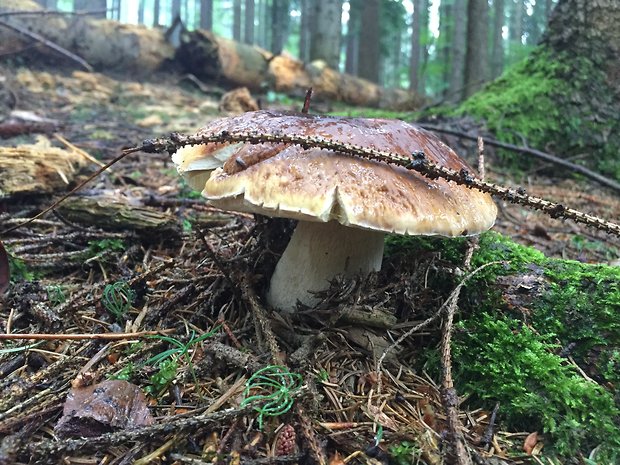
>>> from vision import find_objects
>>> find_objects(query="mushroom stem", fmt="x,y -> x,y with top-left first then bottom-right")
267,221 -> 385,311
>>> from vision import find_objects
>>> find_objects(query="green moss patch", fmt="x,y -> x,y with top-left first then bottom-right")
387,232 -> 620,460
452,48 -> 620,179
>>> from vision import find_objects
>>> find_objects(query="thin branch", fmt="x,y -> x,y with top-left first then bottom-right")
129,131 -> 620,237
0,329 -> 175,341
0,18 -> 92,71
419,123 -> 620,193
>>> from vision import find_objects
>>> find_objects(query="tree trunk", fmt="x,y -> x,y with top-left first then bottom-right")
463,0 -> 489,98
299,0 -> 311,61
409,0 -> 421,92
438,0 -> 453,97
491,0 -> 505,78
508,0 -> 524,46
448,0 -> 466,101
200,0 -> 212,30
270,0 -> 289,54
153,0 -> 160,26
244,0 -> 255,44
310,0 -> 342,70
137,0 -> 145,24
544,0 -> 554,20
233,0 -> 242,41
357,0 -> 380,83
344,0 -> 360,75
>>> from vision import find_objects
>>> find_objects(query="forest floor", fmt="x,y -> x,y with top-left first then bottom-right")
0,63 -> 619,465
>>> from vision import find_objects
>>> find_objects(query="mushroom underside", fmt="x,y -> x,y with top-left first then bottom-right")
267,220 -> 385,311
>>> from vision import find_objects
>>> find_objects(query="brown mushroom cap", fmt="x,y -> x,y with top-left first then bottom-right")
191,110 -> 496,237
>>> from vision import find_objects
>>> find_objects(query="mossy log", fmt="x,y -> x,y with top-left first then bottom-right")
387,231 -> 620,460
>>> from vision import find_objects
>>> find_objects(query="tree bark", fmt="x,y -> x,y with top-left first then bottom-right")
357,0 -> 380,83
543,0 -> 620,82
244,0 -> 255,44
463,0 -> 489,98
200,0 -> 212,30
448,0 -> 466,101
491,0 -> 505,78
310,0 -> 342,70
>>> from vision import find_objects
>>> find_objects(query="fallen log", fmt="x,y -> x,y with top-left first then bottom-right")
177,30 -> 421,109
0,0 -> 173,73
176,29 -> 271,90
57,196 -> 182,241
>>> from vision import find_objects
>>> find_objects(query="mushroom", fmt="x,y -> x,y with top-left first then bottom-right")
173,110 -> 497,311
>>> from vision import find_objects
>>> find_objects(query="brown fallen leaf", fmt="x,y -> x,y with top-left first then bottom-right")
0,241 -> 9,294
523,431 -> 538,455
54,379 -> 153,438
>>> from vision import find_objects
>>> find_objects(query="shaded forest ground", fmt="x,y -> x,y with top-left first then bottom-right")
1,63 -> 619,464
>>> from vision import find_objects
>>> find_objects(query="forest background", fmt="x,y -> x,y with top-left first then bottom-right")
36,0 -> 553,102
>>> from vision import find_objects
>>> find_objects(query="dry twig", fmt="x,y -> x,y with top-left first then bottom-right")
128,131 -> 620,236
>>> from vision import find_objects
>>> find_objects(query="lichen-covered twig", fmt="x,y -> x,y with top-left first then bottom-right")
129,131 -> 620,237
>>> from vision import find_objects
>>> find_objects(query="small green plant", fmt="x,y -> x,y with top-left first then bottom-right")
7,252 -> 34,282
316,368 -> 329,382
182,218 -> 193,232
102,281 -> 135,322
145,359 -> 179,396
144,328 -> 221,396
46,285 -> 66,306
108,363 -> 135,381
388,441 -> 422,465
241,365 -> 303,429
88,239 -> 125,255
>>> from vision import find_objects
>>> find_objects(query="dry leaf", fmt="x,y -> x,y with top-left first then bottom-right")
523,431 -> 538,455
55,380 -> 153,438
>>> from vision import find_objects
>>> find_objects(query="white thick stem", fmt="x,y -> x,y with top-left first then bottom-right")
267,221 -> 385,311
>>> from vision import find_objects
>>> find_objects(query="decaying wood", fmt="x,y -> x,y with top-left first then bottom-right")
177,29 -> 271,90
0,0 -> 174,73
0,138 -> 89,198
57,196 -> 182,241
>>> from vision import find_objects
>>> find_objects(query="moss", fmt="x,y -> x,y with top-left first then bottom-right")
450,47 -> 620,179
454,313 -> 620,461
389,232 -> 620,460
